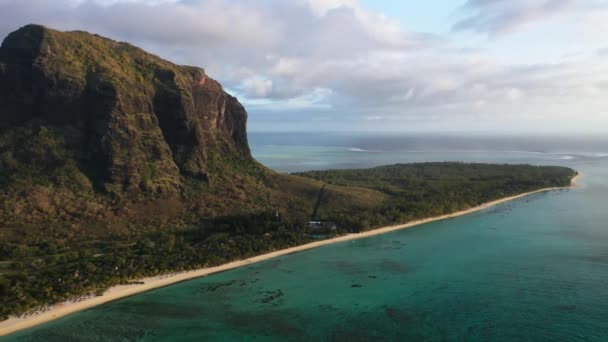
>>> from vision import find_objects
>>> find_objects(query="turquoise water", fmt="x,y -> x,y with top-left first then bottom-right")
6,134 -> 608,341
249,132 -> 607,172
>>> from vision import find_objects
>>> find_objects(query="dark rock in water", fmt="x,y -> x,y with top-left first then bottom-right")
318,304 -> 337,312
557,304 -> 577,312
351,284 -> 363,288
259,289 -> 284,305
200,280 -> 240,293
0,24 -> 250,195
384,307 -> 412,324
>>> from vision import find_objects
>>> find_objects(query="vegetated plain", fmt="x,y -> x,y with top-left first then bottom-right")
0,160 -> 575,320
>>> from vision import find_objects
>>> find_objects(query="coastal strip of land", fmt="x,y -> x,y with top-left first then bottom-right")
0,173 -> 581,336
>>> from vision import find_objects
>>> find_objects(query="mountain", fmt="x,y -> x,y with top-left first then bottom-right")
0,24 -> 249,194
0,24 -> 384,231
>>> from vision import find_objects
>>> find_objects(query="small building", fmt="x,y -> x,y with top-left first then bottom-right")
308,221 -> 337,232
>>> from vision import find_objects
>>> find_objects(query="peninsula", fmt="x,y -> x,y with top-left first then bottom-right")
0,24 -> 578,335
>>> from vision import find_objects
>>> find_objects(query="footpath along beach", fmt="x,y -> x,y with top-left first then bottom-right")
0,173 -> 581,336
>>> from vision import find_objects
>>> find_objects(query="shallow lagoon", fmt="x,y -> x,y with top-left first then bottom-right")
7,134 -> 608,341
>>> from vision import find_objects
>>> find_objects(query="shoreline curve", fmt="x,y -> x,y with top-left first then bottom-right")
0,172 -> 581,336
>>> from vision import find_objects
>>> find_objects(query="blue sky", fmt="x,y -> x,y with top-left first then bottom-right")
1,0 -> 607,133
361,0 -> 459,33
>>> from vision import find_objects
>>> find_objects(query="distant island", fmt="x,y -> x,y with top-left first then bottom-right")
0,25 -> 577,333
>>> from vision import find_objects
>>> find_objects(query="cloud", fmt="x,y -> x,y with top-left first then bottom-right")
240,87 -> 333,112
241,77 -> 273,98
305,0 -> 357,16
506,87 -> 524,101
1,0 -> 608,132
452,0 -> 605,36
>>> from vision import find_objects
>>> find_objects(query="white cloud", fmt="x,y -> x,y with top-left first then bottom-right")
271,58 -> 303,77
241,77 -> 273,98
453,0 -> 607,36
506,87 -> 524,101
304,0 -> 356,16
1,0 -> 608,131
242,87 -> 333,112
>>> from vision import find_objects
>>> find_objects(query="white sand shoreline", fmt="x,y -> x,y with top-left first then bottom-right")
0,173 -> 581,336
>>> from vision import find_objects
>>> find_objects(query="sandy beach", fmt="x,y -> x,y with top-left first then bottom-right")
0,173 -> 581,336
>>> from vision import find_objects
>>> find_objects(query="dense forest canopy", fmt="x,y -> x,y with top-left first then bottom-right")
298,163 -> 577,232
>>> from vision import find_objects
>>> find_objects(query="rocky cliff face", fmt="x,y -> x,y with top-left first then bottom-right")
0,25 -> 251,195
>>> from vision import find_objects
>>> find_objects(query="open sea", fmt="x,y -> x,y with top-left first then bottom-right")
6,132 -> 608,341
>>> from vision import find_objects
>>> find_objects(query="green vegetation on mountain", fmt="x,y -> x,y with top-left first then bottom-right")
0,25 -> 577,319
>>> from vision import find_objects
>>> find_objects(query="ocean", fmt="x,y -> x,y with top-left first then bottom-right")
6,132 -> 608,341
